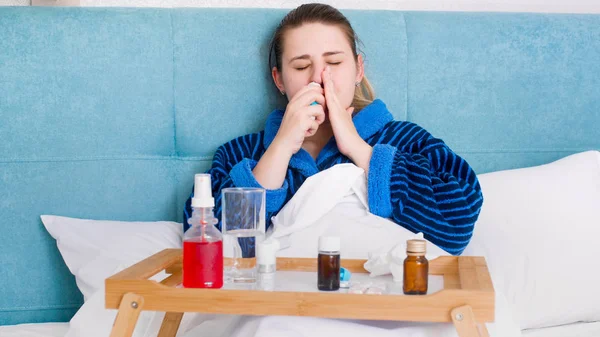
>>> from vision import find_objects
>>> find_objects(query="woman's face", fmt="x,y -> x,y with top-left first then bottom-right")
273,23 -> 364,114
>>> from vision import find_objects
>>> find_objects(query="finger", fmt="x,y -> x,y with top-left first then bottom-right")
295,90 -> 325,108
289,83 -> 324,104
307,105 -> 325,124
306,121 -> 320,136
289,84 -> 317,102
322,66 -> 339,109
323,66 -> 334,94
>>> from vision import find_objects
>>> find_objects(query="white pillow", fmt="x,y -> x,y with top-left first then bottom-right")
42,215 -> 183,300
42,215 -> 184,337
66,266 -> 168,337
464,151 -> 600,330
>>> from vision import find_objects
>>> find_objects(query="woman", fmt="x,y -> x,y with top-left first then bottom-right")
184,3 -> 483,255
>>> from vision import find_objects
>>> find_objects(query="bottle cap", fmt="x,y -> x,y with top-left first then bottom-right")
257,239 -> 280,271
406,239 -> 427,255
319,236 -> 340,253
340,267 -> 352,282
191,174 -> 215,208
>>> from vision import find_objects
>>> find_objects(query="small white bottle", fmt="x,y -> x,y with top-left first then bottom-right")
256,239 -> 279,291
257,239 -> 279,273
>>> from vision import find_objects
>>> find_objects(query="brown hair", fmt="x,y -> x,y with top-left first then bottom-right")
268,3 -> 375,111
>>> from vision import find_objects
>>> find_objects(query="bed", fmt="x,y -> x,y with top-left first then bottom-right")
1,6 -> 599,337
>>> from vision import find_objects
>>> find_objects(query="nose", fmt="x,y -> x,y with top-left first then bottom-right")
310,67 -> 323,87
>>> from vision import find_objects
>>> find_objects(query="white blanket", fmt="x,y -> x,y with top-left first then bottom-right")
179,164 -> 522,337
269,163 -> 448,259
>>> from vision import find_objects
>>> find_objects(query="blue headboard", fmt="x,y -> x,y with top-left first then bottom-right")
1,7 -> 598,325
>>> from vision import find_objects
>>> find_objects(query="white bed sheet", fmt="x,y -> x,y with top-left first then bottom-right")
4,320 -> 600,337
522,321 -> 600,337
0,323 -> 69,337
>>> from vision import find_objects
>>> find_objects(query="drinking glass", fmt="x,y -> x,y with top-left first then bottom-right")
221,187 -> 266,283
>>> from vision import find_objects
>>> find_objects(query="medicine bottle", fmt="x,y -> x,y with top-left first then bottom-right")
183,174 -> 223,289
403,239 -> 428,295
317,236 -> 340,291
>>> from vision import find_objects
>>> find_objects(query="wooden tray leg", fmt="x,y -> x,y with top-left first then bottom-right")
158,312 -> 184,337
451,305 -> 490,337
109,293 -> 145,337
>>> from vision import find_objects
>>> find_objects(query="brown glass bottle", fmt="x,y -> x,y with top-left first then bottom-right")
317,236 -> 340,291
403,239 -> 428,295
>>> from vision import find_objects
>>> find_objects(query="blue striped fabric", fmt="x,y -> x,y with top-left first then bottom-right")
184,99 -> 483,255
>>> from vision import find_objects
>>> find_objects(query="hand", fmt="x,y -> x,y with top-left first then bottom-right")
323,66 -> 371,162
272,83 -> 326,156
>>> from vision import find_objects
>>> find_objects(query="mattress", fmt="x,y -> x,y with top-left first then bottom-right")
3,320 -> 600,337
0,323 -> 69,337
522,321 -> 600,337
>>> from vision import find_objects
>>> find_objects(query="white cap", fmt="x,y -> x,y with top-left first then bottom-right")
257,239 -> 280,269
191,174 -> 215,208
319,236 -> 340,252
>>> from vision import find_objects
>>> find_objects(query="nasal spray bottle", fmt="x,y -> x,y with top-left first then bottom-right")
183,174 -> 223,289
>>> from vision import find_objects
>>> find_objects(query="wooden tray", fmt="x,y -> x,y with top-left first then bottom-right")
105,249 -> 494,337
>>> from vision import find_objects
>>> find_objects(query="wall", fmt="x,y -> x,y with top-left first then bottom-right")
1,0 -> 600,13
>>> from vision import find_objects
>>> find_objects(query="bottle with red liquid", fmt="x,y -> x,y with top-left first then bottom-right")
183,174 -> 223,289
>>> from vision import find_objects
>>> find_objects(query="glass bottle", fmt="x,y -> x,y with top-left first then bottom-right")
183,174 -> 223,289
403,239 -> 428,295
317,236 -> 340,291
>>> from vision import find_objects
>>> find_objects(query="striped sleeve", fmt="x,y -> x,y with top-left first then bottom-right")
183,132 -> 288,233
367,124 -> 483,255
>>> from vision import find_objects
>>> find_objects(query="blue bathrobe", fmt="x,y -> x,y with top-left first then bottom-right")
184,99 -> 483,256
